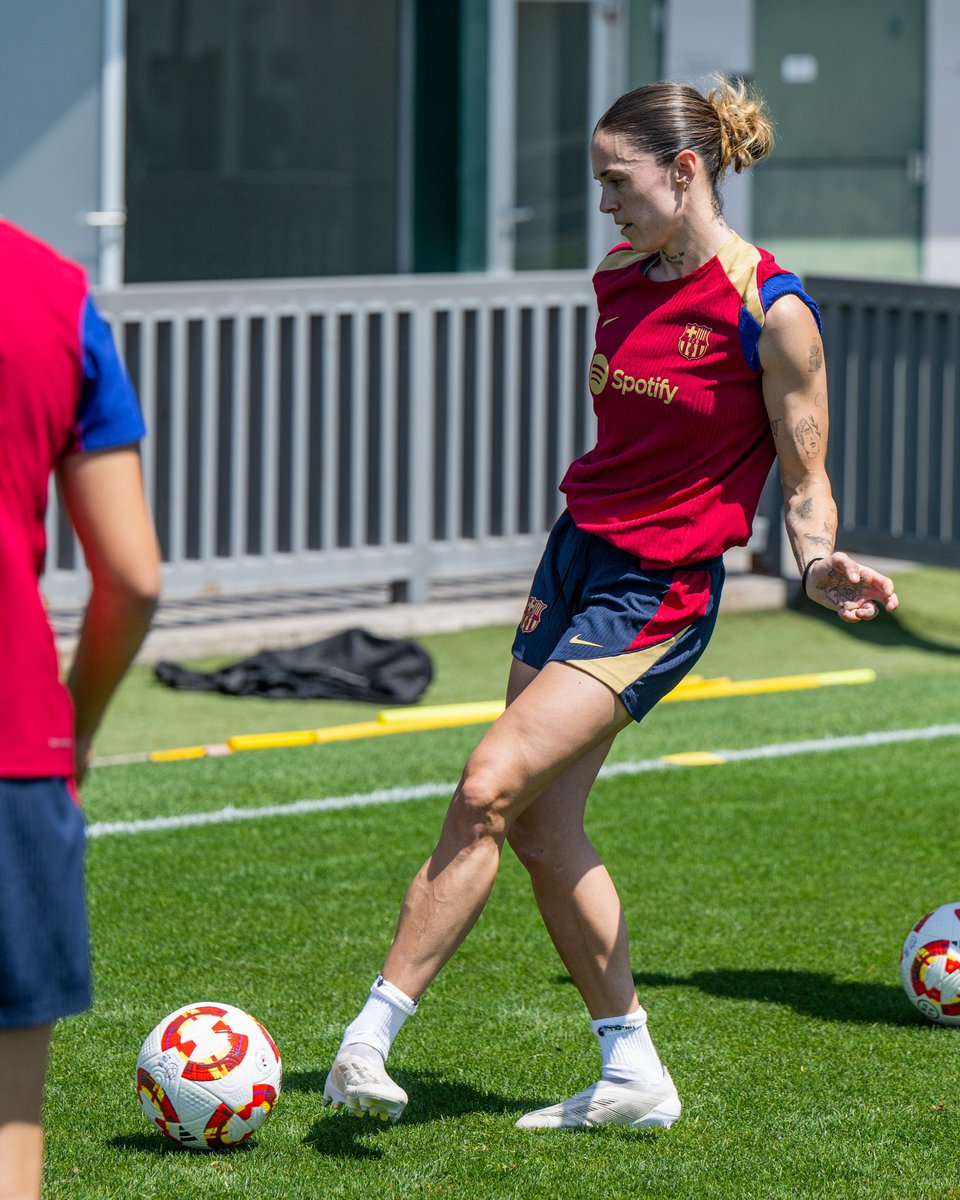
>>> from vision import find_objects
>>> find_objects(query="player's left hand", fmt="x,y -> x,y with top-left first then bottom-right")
804,552 -> 899,623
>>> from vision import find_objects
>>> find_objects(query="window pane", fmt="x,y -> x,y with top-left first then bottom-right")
752,0 -> 923,279
126,0 -> 400,281
514,2 -> 590,270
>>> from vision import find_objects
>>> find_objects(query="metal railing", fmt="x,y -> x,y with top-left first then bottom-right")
42,271 -> 959,604
808,274 -> 960,568
44,272 -> 597,602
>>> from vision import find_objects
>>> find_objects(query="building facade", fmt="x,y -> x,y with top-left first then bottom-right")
1,0 -> 958,288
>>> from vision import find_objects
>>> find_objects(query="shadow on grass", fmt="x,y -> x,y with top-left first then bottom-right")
626,967 -> 921,1026
788,591 -> 960,657
107,1130 -> 255,1156
291,1068 -> 540,1158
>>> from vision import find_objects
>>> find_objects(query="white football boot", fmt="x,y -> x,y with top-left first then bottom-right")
515,1069 -> 681,1130
323,1052 -> 408,1122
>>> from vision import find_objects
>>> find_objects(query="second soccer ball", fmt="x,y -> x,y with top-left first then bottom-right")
900,903 -> 960,1025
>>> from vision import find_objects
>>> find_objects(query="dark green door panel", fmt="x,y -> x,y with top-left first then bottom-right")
752,0 -> 923,279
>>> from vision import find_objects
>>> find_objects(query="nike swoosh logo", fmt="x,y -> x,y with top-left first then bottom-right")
602,316 -> 620,327
569,634 -> 604,647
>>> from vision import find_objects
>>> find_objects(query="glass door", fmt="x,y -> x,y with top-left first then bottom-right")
514,1 -> 592,269
125,0 -> 405,281
487,0 -> 626,272
752,0 -> 924,279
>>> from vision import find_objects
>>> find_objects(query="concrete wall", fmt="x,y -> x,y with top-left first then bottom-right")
0,0 -> 102,275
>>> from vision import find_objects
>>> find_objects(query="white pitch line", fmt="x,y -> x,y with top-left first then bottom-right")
86,723 -> 960,841
94,751 -> 152,767
86,781 -> 456,839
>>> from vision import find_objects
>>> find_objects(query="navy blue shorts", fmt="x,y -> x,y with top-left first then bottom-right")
512,511 -> 725,722
0,778 -> 91,1028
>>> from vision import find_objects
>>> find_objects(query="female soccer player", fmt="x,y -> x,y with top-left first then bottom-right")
0,219 -> 161,1198
324,78 -> 899,1130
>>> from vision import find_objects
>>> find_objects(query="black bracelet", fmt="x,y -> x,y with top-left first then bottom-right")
801,557 -> 825,599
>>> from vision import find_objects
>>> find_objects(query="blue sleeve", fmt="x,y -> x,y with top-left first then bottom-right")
76,295 -> 146,450
739,273 -> 822,373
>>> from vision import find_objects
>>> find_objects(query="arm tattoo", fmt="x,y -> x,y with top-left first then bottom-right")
808,343 -> 823,373
793,416 -> 822,460
795,498 -> 813,521
770,418 -> 783,439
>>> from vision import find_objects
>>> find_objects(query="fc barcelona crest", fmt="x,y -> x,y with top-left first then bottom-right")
678,323 -> 712,360
520,596 -> 548,633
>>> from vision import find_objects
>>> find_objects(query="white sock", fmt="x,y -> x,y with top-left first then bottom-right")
592,1007 -> 665,1086
337,975 -> 418,1064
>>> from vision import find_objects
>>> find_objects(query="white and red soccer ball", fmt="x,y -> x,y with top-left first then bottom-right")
136,1002 -> 282,1150
900,903 -> 960,1025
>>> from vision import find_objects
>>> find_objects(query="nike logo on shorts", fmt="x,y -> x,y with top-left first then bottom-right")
569,633 -> 604,648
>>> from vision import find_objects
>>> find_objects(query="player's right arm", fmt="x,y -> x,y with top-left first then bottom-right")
57,446 -> 161,782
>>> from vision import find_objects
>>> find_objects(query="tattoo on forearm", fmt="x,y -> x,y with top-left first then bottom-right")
813,390 -> 826,409
795,498 -> 813,520
804,533 -> 832,549
770,418 -> 783,439
793,416 -> 822,459
808,343 -> 823,373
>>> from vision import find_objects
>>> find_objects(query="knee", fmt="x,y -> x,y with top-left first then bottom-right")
507,817 -> 564,875
506,817 -> 542,867
448,755 -> 516,843
508,814 -> 596,881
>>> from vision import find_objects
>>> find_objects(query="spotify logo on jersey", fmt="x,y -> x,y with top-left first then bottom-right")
588,353 -> 609,395
588,352 -> 679,404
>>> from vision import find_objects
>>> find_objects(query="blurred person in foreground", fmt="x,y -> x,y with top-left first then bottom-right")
0,218 -> 160,1199
323,79 -> 899,1131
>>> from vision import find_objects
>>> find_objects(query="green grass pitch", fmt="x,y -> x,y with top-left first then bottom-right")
43,565 -> 960,1198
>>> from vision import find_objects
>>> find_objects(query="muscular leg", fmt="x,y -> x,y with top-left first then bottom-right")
499,665 -> 681,1131
506,663 -> 637,1018
380,659 -> 633,999
0,1024 -> 52,1200
328,657 -> 675,1127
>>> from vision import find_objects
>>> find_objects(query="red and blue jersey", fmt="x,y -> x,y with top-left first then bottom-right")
0,219 -> 145,778
560,232 -> 819,567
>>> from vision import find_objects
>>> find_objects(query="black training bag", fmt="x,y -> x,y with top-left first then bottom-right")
153,628 -> 433,705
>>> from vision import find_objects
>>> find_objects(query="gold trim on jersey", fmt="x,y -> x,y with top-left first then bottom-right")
715,233 -> 764,325
595,247 -> 652,273
567,631 -> 683,694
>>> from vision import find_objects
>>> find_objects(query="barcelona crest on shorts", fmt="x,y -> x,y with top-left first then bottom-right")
520,597 -> 548,633
678,323 -> 712,360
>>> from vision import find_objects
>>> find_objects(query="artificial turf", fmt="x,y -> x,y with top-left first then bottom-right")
40,563 -> 960,1198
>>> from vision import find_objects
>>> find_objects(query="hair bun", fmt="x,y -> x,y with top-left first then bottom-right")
707,77 -> 774,173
